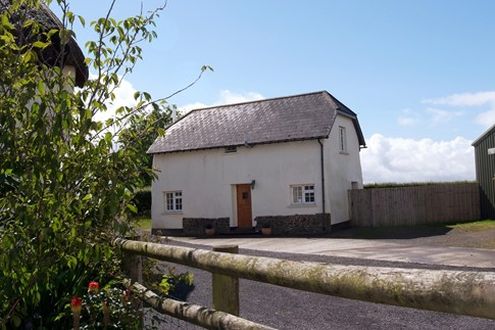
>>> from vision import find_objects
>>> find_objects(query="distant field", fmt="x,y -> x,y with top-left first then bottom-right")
135,217 -> 151,230
364,181 -> 476,189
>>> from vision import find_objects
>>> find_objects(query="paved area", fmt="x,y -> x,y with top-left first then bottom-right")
169,236 -> 495,268
149,241 -> 495,329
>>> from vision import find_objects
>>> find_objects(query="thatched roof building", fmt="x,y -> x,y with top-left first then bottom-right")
0,0 -> 88,87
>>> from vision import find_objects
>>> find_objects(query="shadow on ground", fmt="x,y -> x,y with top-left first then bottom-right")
156,225 -> 454,240
329,225 -> 453,240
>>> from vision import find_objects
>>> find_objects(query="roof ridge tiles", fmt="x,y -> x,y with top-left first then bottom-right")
186,90 -> 328,114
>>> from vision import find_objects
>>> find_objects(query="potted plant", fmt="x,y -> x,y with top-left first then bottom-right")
205,224 -> 215,236
261,223 -> 272,236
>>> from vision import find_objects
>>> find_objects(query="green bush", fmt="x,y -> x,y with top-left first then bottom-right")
133,189 -> 151,217
0,0 -> 166,327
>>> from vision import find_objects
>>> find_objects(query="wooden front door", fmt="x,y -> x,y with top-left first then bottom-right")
236,184 -> 252,229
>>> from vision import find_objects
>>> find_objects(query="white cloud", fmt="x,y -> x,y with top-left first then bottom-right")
475,108 -> 495,126
93,78 -> 138,123
425,107 -> 463,125
424,91 -> 495,128
396,107 -> 463,128
397,109 -> 419,127
423,91 -> 495,107
218,90 -> 264,104
361,134 -> 474,183
179,90 -> 264,115
397,116 -> 417,127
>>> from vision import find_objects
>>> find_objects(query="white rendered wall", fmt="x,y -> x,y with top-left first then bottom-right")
151,114 -> 364,229
323,114 -> 364,224
151,140 -> 324,229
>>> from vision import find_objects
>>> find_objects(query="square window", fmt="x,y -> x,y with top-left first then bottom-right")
291,185 -> 314,205
165,191 -> 182,212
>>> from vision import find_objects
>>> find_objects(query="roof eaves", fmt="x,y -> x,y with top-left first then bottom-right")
148,135 -> 330,155
472,124 -> 495,146
324,93 -> 366,147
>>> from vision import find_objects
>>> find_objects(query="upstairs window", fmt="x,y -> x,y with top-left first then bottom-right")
339,126 -> 347,153
165,191 -> 182,211
291,184 -> 315,204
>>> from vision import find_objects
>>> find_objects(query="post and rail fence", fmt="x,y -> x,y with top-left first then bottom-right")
115,238 -> 495,329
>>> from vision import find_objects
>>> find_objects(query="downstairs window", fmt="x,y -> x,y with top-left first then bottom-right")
165,191 -> 182,212
291,184 -> 315,204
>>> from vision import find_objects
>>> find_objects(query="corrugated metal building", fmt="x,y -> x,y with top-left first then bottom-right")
473,126 -> 495,218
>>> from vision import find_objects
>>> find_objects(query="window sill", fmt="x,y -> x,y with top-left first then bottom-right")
288,203 -> 317,208
162,211 -> 183,215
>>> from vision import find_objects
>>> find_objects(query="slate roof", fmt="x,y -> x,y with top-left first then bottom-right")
0,0 -> 88,87
148,91 -> 366,154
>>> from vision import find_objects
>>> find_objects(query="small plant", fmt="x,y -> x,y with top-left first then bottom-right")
204,224 -> 215,236
70,281 -> 141,329
261,222 -> 272,235
158,268 -> 195,301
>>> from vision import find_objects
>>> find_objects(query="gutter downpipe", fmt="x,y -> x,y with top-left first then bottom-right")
317,139 -> 328,232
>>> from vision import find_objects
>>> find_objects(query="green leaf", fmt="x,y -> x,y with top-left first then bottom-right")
67,256 -> 78,269
126,203 -> 138,214
32,41 -> 50,49
82,193 -> 93,201
12,315 -> 21,328
78,15 -> 86,27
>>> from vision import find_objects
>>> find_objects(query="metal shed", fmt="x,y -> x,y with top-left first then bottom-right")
472,125 -> 495,218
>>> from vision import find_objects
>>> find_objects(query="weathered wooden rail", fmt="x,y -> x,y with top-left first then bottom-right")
131,282 -> 273,329
115,238 -> 495,328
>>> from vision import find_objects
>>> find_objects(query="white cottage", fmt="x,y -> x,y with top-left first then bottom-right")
148,91 -> 366,235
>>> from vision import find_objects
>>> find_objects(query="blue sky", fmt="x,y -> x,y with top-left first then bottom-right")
61,0 -> 495,182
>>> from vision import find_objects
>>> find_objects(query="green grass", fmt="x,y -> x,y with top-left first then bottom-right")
333,219 -> 495,241
446,219 -> 495,232
134,217 -> 151,230
364,181 -> 475,189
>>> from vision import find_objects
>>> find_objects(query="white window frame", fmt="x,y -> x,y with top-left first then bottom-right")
164,191 -> 182,212
290,184 -> 315,205
338,126 -> 347,153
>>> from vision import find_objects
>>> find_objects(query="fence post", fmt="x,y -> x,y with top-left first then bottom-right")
212,245 -> 239,315
122,235 -> 143,283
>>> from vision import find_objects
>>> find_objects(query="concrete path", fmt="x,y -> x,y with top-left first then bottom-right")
169,236 -> 495,268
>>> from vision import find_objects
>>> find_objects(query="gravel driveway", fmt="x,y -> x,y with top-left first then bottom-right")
147,241 -> 495,330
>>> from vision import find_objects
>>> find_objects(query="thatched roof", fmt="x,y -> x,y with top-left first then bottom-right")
0,0 -> 88,87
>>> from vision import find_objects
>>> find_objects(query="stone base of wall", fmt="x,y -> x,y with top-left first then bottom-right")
183,217 -> 230,236
152,214 -> 335,237
255,213 -> 331,235
151,228 -> 186,236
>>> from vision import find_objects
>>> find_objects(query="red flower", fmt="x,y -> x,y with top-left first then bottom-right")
122,288 -> 131,302
70,296 -> 82,314
88,281 -> 99,294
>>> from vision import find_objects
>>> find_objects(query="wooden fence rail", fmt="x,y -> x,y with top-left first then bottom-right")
131,282 -> 273,330
349,183 -> 480,227
115,238 -> 495,323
